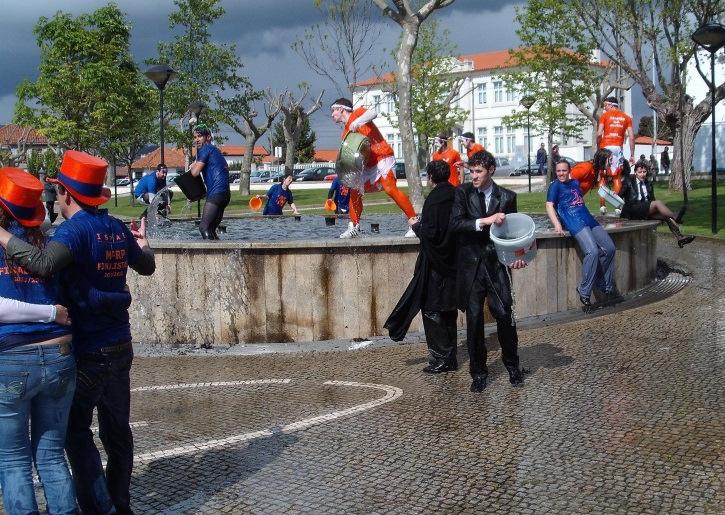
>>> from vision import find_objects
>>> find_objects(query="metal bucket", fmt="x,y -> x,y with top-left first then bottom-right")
335,132 -> 371,188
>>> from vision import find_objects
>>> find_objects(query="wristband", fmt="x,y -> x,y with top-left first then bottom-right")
48,305 -> 57,323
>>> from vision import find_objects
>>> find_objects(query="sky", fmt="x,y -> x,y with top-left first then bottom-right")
0,0 -> 649,150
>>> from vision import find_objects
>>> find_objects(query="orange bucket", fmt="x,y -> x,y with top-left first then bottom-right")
324,198 -> 336,212
249,196 -> 263,211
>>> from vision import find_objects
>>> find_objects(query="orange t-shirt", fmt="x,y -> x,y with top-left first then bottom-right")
599,109 -> 632,148
432,147 -> 463,186
570,161 -> 596,194
342,107 -> 394,167
466,143 -> 485,159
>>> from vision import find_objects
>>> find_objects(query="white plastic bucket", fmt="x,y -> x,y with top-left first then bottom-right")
489,213 -> 537,266
598,185 -> 624,208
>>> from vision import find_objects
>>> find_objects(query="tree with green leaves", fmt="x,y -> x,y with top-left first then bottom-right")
637,114 -> 675,140
150,0 -> 253,154
15,3 -> 154,179
383,19 -> 468,166
501,0 -> 600,183
566,0 -> 724,192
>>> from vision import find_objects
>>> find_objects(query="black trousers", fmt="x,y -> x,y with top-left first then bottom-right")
199,191 -> 230,239
422,310 -> 458,366
464,268 -> 520,377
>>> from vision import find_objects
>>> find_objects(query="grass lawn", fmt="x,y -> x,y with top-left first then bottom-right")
106,179 -> 723,238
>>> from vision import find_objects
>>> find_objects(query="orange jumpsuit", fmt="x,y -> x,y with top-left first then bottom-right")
466,143 -> 485,159
431,147 -> 463,186
597,109 -> 632,207
570,162 -> 596,195
342,108 -> 415,225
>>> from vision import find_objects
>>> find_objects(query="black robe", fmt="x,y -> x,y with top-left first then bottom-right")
384,182 -> 457,341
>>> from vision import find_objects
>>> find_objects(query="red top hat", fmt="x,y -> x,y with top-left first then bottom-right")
0,168 -> 46,228
50,150 -> 111,206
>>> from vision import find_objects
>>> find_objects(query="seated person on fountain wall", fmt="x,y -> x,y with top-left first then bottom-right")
619,161 -> 694,248
546,159 -> 617,309
134,163 -> 173,217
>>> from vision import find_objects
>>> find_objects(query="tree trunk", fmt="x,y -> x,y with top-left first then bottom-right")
239,137 -> 256,195
668,121 -> 697,193
396,21 -> 423,212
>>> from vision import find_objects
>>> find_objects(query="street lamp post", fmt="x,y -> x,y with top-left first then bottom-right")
520,96 -> 536,193
692,22 -> 725,234
188,101 -> 206,218
144,64 -> 178,167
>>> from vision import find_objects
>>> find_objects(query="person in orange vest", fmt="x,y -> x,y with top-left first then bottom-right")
330,98 -> 417,238
459,132 -> 485,160
431,133 -> 463,186
597,96 -> 634,214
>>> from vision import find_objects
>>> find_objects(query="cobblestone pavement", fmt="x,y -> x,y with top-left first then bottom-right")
5,237 -> 723,514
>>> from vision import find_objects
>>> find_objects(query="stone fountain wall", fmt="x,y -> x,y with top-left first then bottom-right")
127,221 -> 658,346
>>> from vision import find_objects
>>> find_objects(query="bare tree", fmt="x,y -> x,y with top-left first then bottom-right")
0,127 -> 34,167
279,85 -> 325,174
567,0 -> 725,190
296,0 -> 381,97
220,90 -> 283,194
369,0 -> 456,211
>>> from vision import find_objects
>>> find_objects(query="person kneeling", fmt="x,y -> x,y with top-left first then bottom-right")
619,162 -> 694,248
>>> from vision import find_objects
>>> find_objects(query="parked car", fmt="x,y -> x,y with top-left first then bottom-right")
392,161 -> 406,179
294,166 -> 336,181
511,163 -> 541,176
228,172 -> 240,184
324,173 -> 337,181
250,170 -> 277,183
558,156 -> 577,167
115,178 -> 130,187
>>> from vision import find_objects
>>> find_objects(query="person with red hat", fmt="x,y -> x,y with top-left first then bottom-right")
0,167 -> 78,514
330,97 -> 417,238
0,150 -> 156,514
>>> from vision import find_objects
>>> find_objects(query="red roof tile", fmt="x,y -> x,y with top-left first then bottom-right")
219,145 -> 269,157
313,149 -> 338,162
131,147 -> 187,169
634,136 -> 672,145
0,124 -> 48,146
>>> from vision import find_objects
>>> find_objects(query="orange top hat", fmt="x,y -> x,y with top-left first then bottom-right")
50,150 -> 111,206
0,168 -> 46,227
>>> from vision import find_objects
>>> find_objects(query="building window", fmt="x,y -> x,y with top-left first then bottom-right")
494,126 -> 504,154
476,83 -> 486,105
386,94 -> 395,114
477,127 -> 488,148
506,88 -> 516,103
373,95 -> 381,111
494,81 -> 503,103
506,127 -> 516,153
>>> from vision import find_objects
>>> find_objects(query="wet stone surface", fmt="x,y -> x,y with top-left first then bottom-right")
6,237 -> 723,513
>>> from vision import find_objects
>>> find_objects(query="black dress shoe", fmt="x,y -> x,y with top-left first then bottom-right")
506,366 -> 524,387
423,362 -> 458,374
470,375 -> 487,392
579,294 -> 592,307
677,235 -> 695,248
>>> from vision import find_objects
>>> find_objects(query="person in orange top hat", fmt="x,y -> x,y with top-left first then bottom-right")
0,150 -> 156,514
0,167 -> 78,515
431,133 -> 463,186
597,96 -> 634,214
330,97 -> 417,238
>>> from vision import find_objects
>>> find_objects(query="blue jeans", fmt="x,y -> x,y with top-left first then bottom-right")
65,344 -> 134,515
0,344 -> 78,515
573,225 -> 616,298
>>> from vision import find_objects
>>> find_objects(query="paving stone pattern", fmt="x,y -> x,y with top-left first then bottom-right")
3,237 -> 723,513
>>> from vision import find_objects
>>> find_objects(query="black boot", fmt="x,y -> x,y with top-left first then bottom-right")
674,205 -> 687,224
200,229 -> 213,239
666,218 -> 695,248
505,365 -> 524,387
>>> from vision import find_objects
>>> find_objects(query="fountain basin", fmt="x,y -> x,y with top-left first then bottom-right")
127,218 -> 659,346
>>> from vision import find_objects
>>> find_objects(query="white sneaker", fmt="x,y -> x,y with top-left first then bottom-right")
404,227 -> 417,238
614,208 -> 622,217
339,222 -> 360,239
599,206 -> 607,215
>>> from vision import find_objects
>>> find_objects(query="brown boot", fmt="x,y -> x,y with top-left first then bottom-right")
666,218 -> 695,248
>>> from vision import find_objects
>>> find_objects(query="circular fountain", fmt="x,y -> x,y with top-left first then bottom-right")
126,211 -> 659,347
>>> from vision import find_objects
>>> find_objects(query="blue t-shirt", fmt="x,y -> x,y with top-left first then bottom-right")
196,143 -> 230,197
0,223 -> 71,351
263,184 -> 294,215
134,172 -> 161,197
329,177 -> 350,213
546,179 -> 599,235
50,209 -> 143,353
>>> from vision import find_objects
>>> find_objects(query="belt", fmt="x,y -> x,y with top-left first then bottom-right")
57,341 -> 72,355
97,341 -> 133,353
15,340 -> 72,355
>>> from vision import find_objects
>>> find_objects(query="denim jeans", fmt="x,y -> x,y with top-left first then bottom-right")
65,345 -> 134,515
0,344 -> 78,515
573,225 -> 616,298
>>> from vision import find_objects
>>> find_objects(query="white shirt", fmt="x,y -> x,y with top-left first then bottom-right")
636,179 -> 648,201
475,184 -> 494,231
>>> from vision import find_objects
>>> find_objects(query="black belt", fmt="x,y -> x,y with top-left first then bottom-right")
97,341 -> 133,353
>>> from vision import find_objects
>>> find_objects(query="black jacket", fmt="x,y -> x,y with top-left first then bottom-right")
384,182 -> 456,341
619,175 -> 655,205
450,181 -> 517,312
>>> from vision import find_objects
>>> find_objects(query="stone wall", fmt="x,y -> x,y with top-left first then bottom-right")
128,221 -> 658,346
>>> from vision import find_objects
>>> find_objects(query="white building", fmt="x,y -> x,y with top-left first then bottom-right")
352,49 -> 633,167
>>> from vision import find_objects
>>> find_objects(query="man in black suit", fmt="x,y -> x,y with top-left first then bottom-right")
450,150 -> 527,392
620,161 -> 694,248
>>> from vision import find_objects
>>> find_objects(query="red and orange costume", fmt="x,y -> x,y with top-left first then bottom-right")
431,146 -> 463,187
597,107 -> 632,210
570,162 -> 597,195
466,143 -> 485,159
342,107 -> 416,225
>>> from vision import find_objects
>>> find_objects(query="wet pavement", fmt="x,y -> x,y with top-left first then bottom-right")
8,236 -> 724,513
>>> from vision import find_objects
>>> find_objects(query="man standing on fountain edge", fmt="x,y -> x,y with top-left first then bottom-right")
190,124 -> 230,239
0,150 -> 156,514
